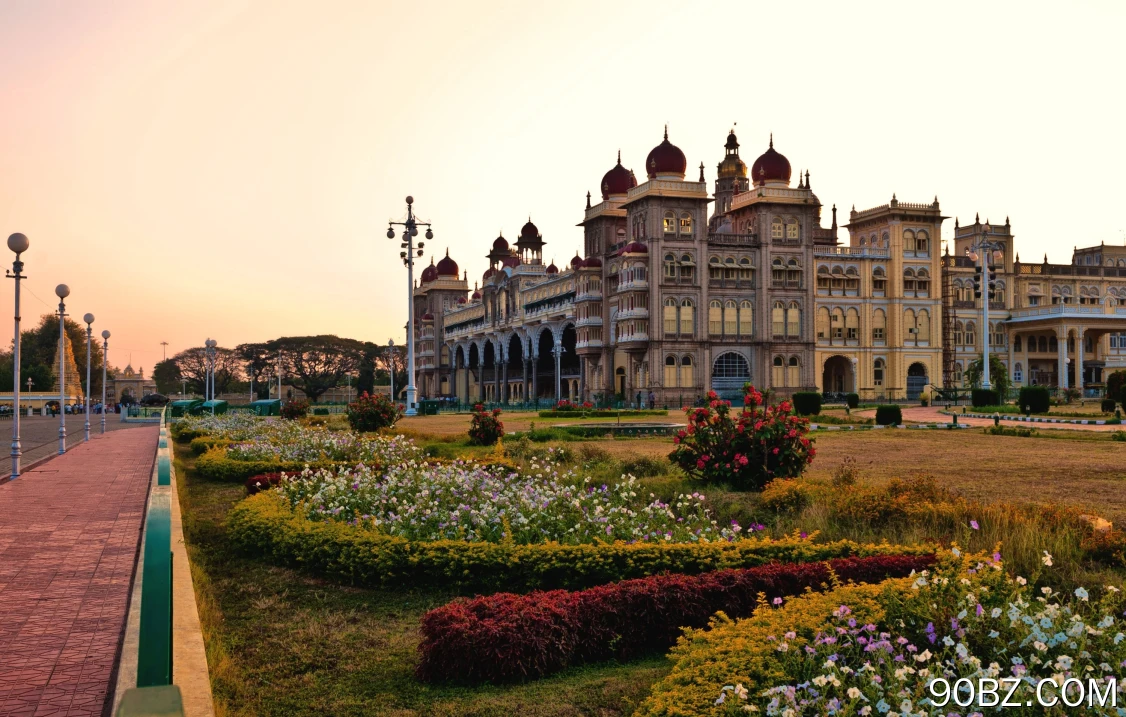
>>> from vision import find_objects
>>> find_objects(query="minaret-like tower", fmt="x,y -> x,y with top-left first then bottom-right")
711,127 -> 749,225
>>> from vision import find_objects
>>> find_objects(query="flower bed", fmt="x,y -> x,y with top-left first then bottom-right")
638,549 -> 1126,716
227,492 -> 931,592
417,553 -> 934,684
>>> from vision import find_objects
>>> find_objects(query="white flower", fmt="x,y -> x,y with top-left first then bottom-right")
848,687 -> 862,699
1034,641 -> 1048,652
1016,576 -> 1027,585
734,683 -> 748,699
1042,551 -> 1053,566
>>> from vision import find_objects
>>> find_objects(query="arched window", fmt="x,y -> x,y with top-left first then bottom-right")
772,355 -> 785,386
679,212 -> 693,237
830,266 -> 844,294
772,258 -> 785,285
739,300 -> 753,336
860,237 -> 867,247
723,256 -> 737,280
772,302 -> 785,337
965,321 -> 976,345
994,280 -> 1006,305
657,353 -> 675,384
663,211 -> 676,234
904,309 -> 916,344
680,254 -> 695,281
1013,362 -> 1023,383
1039,336 -> 1049,353
874,358 -> 885,386
917,309 -> 930,343
664,253 -> 677,279
724,300 -> 737,335
786,221 -> 799,240
873,266 -> 887,294
845,308 -> 859,341
831,307 -> 844,342
771,219 -> 783,239
872,309 -> 886,343
787,258 -> 801,286
664,297 -> 678,335
709,300 -> 723,336
816,306 -> 830,341
844,266 -> 859,293
680,299 -> 695,336
680,355 -> 694,387
903,229 -> 916,252
903,268 -> 917,295
1014,335 -> 1022,352
817,265 -> 831,292
708,255 -> 722,280
738,257 -> 753,281
787,356 -> 800,387
916,268 -> 930,296
953,361 -> 962,384
786,301 -> 801,337
916,230 -> 929,254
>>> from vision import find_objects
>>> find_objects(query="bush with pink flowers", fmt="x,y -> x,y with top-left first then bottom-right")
668,384 -> 814,491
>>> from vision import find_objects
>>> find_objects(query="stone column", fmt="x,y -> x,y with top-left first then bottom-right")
501,358 -> 508,404
579,356 -> 586,402
1056,327 -> 1068,390
1008,330 -> 1017,386
1076,326 -> 1085,394
531,350 -> 538,404
522,352 -> 529,406
553,344 -> 562,403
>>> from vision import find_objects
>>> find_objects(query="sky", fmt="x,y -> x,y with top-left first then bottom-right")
1,0 -> 1124,373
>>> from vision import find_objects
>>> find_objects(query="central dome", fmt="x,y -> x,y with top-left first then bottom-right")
645,126 -> 687,179
436,249 -> 459,277
750,134 -> 791,185
600,151 -> 635,199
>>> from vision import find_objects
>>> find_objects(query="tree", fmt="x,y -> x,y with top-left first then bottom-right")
0,353 -> 54,396
170,346 -> 243,395
274,335 -> 365,403
15,314 -> 107,397
152,359 -> 182,394
235,342 -> 276,399
355,342 -> 379,397
375,343 -> 407,394
965,354 -> 1011,400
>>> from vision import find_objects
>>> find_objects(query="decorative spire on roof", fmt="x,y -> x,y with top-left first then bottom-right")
663,124 -> 668,140
975,212 -> 980,223
698,162 -> 705,182
805,169 -> 810,189
769,132 -> 773,148
586,190 -> 591,209
797,169 -> 803,189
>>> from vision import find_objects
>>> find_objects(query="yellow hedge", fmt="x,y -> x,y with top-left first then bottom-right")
635,579 -> 905,717
227,492 -> 932,593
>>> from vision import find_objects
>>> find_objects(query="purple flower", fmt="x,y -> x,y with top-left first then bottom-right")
970,519 -> 980,530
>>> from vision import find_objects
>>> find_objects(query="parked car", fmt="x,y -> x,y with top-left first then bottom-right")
140,393 -> 170,406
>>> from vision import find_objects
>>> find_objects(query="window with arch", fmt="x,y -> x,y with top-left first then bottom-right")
917,309 -> 931,343
916,268 -> 930,297
787,258 -> 802,286
738,257 -> 754,281
786,222 -> 799,240
724,256 -> 737,280
680,299 -> 695,336
786,301 -> 801,337
916,230 -> 930,254
830,266 -> 844,294
903,268 -> 917,295
680,254 -> 695,281
845,266 -> 859,294
679,212 -> 693,237
953,361 -> 962,384
724,300 -> 737,336
772,301 -> 785,337
873,266 -> 887,294
663,211 -> 676,234
771,219 -> 783,239
994,280 -> 1006,305
904,309 -> 917,344
903,229 -> 916,252
664,253 -> 676,279
772,355 -> 784,386
817,265 -> 831,292
772,258 -> 785,285
664,355 -> 678,387
872,309 -> 886,343
787,356 -> 800,387
845,308 -> 859,341
1014,335 -> 1022,352
860,237 -> 867,247
882,231 -> 890,248
816,306 -> 830,341
708,255 -> 722,280
1013,362 -> 1023,383
831,307 -> 844,341
874,358 -> 885,386
709,300 -> 723,336
739,300 -> 753,336
663,297 -> 678,335
965,321 -> 976,345
679,354 -> 694,387
713,352 -> 751,378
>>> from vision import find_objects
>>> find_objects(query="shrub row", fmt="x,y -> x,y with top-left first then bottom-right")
188,436 -> 234,456
1018,385 -> 1050,413
790,391 -> 821,416
536,409 -> 669,418
416,553 -> 933,684
971,388 -> 1000,408
226,492 -> 932,592
874,404 -> 902,425
194,448 -> 344,483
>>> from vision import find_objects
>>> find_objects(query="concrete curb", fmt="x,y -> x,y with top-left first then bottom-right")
941,411 -> 1121,427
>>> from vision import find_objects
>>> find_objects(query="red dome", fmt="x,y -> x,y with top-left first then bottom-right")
569,253 -> 583,269
457,297 -> 467,304
546,261 -> 559,274
421,312 -> 434,321
750,135 -> 791,185
436,249 -> 459,277
645,127 -> 687,179
583,256 -> 602,268
483,267 -> 496,281
492,234 -> 508,251
600,151 -> 634,199
471,290 -> 481,300
519,219 -> 539,240
420,260 -> 438,283
622,241 -> 648,254
501,255 -> 521,268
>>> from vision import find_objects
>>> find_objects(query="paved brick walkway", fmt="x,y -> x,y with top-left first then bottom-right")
0,427 -> 158,717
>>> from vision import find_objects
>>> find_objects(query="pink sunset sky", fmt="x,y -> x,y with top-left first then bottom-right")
1,0 -> 1123,373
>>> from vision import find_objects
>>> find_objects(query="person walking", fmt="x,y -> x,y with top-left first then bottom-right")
648,391 -> 656,410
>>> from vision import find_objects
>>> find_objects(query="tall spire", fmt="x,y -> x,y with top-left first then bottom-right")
585,190 -> 591,209
769,132 -> 773,148
797,169 -> 803,188
698,162 -> 705,182
617,149 -> 621,164
805,169 -> 810,189
663,124 -> 668,140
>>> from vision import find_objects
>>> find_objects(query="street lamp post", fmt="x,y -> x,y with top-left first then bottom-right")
55,284 -> 70,455
386,196 -> 433,416
388,338 -> 395,404
83,313 -> 94,442
964,223 -> 1005,391
7,232 -> 29,478
205,339 -> 217,407
101,330 -> 110,434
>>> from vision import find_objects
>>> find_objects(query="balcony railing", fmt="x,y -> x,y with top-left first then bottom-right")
575,316 -> 603,328
617,308 -> 649,320
576,339 -> 603,350
813,246 -> 890,258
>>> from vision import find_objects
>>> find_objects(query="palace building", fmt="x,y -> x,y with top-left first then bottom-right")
410,127 -> 1126,405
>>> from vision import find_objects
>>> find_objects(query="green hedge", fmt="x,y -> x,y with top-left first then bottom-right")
170,423 -> 208,443
845,393 -> 860,409
536,409 -> 669,419
194,448 -> 343,483
971,388 -> 1001,408
791,392 -> 822,416
188,436 -> 234,456
226,492 -> 933,593
1018,385 -> 1050,414
875,405 -> 902,426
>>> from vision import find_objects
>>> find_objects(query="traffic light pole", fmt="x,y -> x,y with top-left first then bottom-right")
967,223 -> 1003,391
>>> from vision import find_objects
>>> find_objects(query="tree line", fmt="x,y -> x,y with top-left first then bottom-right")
152,335 -> 408,403
0,314 -> 108,396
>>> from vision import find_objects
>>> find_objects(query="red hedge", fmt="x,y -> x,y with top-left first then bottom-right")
416,553 -> 933,684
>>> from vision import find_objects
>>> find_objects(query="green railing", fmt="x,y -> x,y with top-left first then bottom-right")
117,407 -> 186,715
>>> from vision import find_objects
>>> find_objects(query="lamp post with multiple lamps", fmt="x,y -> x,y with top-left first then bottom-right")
83,313 -> 94,442
964,222 -> 1005,390
55,284 -> 70,455
7,232 -> 29,479
205,339 -> 217,404
386,196 -> 432,416
101,330 -> 110,433
388,338 -> 395,404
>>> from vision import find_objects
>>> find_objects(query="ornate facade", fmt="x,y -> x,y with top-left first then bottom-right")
411,128 -> 1126,404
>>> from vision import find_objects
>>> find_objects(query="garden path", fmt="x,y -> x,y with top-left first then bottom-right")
0,426 -> 158,716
